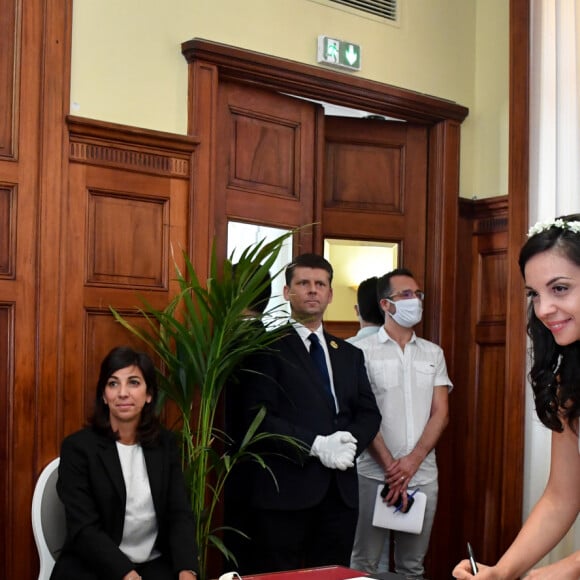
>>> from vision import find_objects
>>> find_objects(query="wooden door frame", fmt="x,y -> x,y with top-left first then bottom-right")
181,38 -> 468,355
182,14 -> 530,567
504,0 -> 530,550
182,39 -> 467,577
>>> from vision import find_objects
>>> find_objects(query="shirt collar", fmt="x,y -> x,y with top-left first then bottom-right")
290,319 -> 324,342
378,325 -> 417,344
355,326 -> 380,339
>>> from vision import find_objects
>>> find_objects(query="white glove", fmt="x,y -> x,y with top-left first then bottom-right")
310,431 -> 358,470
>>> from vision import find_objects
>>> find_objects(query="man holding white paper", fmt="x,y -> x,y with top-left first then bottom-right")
350,268 -> 453,580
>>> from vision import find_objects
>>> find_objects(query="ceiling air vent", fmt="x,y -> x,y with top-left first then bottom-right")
330,0 -> 397,21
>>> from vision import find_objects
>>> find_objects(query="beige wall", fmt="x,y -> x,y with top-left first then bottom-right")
71,0 -> 508,198
467,0 -> 510,198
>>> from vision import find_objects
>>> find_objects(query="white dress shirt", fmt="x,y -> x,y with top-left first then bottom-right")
355,326 -> 453,486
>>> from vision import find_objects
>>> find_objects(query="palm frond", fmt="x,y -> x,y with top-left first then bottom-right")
110,229 -> 306,580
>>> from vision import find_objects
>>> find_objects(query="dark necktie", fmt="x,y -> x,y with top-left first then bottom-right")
308,333 -> 333,399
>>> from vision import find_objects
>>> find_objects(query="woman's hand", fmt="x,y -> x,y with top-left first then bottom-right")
122,572 -> 141,580
452,559 -> 497,579
524,553 -> 580,579
178,570 -> 197,580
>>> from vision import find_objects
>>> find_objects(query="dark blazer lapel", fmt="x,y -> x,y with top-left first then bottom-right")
325,332 -> 346,400
143,442 -> 164,513
97,438 -> 126,504
284,329 -> 310,362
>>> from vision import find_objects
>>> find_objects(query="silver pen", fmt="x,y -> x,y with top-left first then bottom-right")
467,542 -> 478,575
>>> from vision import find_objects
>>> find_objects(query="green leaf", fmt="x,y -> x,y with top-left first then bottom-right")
109,228 -> 308,580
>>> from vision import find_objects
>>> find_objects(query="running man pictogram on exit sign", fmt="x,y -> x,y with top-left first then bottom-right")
317,35 -> 361,71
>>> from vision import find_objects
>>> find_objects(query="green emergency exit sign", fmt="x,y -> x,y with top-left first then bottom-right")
317,35 -> 361,71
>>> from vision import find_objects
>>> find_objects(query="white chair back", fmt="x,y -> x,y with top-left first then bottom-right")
31,457 -> 66,580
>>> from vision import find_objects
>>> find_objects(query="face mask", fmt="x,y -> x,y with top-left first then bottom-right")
387,297 -> 423,328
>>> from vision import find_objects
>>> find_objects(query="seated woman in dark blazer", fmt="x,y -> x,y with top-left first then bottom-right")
51,346 -> 198,580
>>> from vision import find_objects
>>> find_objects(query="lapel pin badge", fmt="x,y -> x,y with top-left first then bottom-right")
330,340 -> 338,349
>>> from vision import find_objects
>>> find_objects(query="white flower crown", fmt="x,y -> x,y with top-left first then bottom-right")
527,218 -> 580,238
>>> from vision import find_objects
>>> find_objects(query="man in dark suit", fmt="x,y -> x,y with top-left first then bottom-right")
240,253 -> 381,574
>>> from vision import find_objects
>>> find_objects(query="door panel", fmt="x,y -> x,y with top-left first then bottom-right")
216,82 -> 318,253
323,117 -> 428,291
216,85 -> 429,287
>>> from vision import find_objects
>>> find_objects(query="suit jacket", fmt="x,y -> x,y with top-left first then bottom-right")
241,326 -> 381,511
50,427 -> 198,580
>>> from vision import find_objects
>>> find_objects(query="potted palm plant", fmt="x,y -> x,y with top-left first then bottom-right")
111,232 -> 302,580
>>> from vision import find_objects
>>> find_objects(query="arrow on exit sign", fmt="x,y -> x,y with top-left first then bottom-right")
317,35 -> 361,71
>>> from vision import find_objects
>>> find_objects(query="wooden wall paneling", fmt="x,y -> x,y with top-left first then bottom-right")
0,3 -> 526,578
0,183 -> 16,275
454,199 -> 511,569
63,117 -> 197,439
424,120 -> 461,349
474,226 -> 509,563
0,0 -> 71,577
189,60 -> 219,283
0,0 -> 35,571
0,302 -> 14,579
0,0 -> 17,158
36,0 -> 73,472
448,206 -> 478,569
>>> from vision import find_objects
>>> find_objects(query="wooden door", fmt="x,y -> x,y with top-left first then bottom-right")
215,81 -> 319,254
184,43 -> 464,576
215,83 -> 428,281
321,116 -> 428,336
213,81 -> 447,576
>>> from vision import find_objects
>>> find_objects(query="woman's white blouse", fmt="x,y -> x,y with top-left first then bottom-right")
116,442 -> 161,563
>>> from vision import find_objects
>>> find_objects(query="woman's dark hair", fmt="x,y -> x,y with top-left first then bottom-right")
90,345 -> 161,445
518,213 -> 580,432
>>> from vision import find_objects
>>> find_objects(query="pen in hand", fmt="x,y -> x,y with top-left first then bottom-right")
467,542 -> 478,575
393,487 -> 419,513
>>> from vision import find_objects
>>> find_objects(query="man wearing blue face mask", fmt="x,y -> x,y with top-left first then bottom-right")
350,268 -> 453,580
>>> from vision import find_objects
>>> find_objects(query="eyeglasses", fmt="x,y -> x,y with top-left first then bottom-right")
386,289 -> 425,301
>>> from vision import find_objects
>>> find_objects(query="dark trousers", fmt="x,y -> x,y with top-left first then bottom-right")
50,554 -> 176,580
249,478 -> 358,574
223,498 -> 257,575
223,461 -> 257,575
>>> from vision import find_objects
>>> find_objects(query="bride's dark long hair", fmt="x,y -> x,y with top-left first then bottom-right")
518,214 -> 580,432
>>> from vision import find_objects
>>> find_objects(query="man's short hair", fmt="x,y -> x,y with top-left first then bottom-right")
377,268 -> 416,300
285,253 -> 333,286
356,277 -> 384,325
